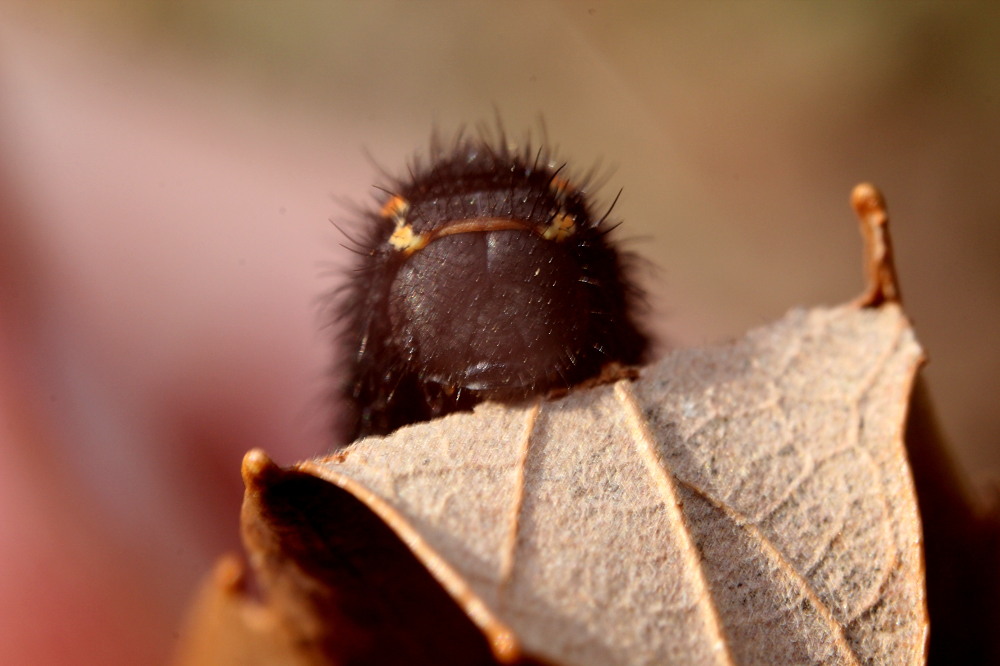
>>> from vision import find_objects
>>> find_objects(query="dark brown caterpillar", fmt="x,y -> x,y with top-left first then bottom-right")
337,131 -> 649,442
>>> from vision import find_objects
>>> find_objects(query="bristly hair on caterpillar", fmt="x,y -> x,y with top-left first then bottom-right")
333,127 -> 651,444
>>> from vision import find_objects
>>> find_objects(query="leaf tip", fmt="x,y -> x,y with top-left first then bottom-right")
211,554 -> 247,593
490,629 -> 523,664
850,182 -> 886,219
241,449 -> 280,492
851,182 -> 902,308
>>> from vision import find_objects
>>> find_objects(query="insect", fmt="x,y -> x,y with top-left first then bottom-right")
337,130 -> 650,442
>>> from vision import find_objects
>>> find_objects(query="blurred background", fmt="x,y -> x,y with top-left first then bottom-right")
1,2 -> 997,664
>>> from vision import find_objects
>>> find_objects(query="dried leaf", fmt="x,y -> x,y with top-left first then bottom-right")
292,302 -> 926,665
174,185 -> 928,665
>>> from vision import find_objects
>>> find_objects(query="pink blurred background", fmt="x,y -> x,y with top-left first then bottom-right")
1,3 -> 997,664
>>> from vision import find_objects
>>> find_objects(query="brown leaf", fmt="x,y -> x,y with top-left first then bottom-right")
289,302 -> 926,665
173,185 -> 929,665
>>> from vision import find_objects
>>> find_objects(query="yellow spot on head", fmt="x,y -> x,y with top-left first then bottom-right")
549,175 -> 576,199
380,195 -> 410,222
382,196 -> 426,254
389,223 -> 428,254
542,212 -> 576,241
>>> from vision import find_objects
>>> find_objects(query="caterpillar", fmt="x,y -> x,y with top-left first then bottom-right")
336,130 -> 650,443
